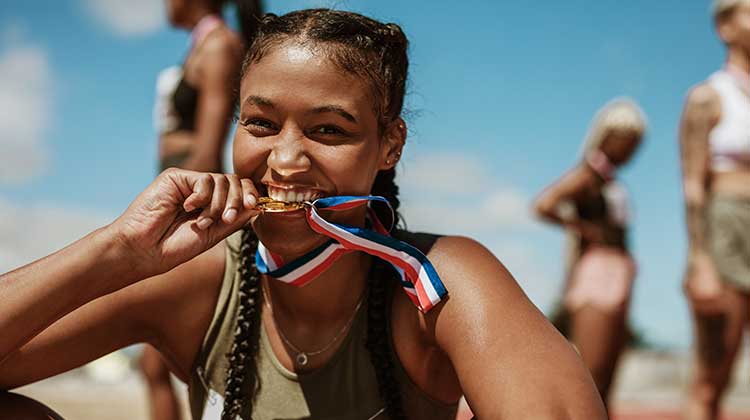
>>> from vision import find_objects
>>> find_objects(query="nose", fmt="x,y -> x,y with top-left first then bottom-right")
267,127 -> 312,177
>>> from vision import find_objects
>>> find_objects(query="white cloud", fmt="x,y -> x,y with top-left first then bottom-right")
0,40 -> 52,185
82,0 -> 165,37
398,153 -> 538,233
0,197 -> 114,273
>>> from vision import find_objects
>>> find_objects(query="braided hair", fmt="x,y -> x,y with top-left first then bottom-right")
221,9 -> 410,419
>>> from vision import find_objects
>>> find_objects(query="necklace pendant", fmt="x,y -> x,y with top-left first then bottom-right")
296,352 -> 309,366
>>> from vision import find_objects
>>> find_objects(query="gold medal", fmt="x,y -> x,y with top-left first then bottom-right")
256,197 -> 308,213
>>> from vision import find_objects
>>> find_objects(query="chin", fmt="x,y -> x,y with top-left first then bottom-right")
252,212 -> 330,258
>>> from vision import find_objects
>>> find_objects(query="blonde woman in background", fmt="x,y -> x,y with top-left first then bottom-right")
681,1 -> 750,419
534,98 -> 646,410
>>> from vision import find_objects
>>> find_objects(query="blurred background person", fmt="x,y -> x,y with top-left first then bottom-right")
533,98 -> 647,412
680,1 -> 750,419
145,1 -> 262,419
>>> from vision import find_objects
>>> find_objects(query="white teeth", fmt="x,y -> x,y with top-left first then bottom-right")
267,187 -> 319,203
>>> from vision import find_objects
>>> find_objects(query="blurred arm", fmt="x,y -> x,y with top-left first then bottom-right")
679,85 -> 720,255
180,32 -> 243,172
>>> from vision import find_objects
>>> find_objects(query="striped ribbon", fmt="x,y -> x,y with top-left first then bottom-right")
255,196 -> 447,312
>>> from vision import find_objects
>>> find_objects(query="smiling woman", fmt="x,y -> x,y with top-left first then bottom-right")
0,8 -> 605,420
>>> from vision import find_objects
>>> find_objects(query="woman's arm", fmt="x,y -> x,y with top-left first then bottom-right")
180,30 -> 243,172
679,84 -> 722,308
425,236 -> 606,419
0,169 -> 258,383
533,164 -> 607,242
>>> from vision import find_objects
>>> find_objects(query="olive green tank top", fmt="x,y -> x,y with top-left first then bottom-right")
188,232 -> 459,420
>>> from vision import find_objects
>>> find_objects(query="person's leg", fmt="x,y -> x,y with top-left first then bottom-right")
683,287 -> 746,420
570,304 -> 627,407
139,345 -> 182,420
0,392 -> 65,420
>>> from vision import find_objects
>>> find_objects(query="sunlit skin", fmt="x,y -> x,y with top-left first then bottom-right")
0,42 -> 607,419
681,4 -> 750,420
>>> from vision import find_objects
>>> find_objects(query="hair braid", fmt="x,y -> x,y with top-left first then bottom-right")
366,258 -> 407,420
221,228 -> 262,420
366,168 -> 407,419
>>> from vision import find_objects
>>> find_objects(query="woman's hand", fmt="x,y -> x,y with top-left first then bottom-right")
109,168 -> 260,278
684,250 -> 723,312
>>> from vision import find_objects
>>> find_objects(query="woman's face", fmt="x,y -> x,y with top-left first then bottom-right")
719,4 -> 750,51
600,129 -> 641,167
233,43 -> 402,257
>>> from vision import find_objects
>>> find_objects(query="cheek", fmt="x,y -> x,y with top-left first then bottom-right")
316,143 -> 382,195
232,132 -> 268,178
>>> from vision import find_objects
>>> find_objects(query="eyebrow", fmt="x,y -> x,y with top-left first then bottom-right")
308,105 -> 357,123
243,95 -> 357,123
244,95 -> 275,107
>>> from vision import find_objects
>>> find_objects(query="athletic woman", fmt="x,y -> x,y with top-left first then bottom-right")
681,1 -> 750,419
534,98 -> 646,411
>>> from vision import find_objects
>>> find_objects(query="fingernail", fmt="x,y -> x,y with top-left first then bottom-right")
184,202 -> 195,213
197,217 -> 214,230
223,208 -> 237,223
245,194 -> 257,208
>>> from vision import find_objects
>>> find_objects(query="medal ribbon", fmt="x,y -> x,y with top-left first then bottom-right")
255,196 -> 447,312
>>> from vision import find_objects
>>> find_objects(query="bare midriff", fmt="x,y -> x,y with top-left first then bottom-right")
711,169 -> 750,198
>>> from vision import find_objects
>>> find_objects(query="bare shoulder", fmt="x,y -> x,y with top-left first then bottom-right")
687,82 -> 720,106
684,82 -> 721,118
425,235 -> 526,308
395,232 -> 531,338
201,26 -> 244,58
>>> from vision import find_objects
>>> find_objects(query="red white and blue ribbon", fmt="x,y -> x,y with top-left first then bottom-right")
255,196 -> 447,312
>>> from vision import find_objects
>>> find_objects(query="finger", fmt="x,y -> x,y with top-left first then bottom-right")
197,174 -> 228,230
222,175 -> 243,224
240,178 -> 259,209
184,173 -> 214,213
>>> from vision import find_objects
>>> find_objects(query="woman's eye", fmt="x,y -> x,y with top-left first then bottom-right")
241,119 -> 277,134
312,125 -> 345,135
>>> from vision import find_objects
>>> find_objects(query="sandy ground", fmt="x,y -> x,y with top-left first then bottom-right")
9,348 -> 750,420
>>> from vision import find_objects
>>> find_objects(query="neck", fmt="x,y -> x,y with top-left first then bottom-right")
264,251 -> 371,324
727,46 -> 750,76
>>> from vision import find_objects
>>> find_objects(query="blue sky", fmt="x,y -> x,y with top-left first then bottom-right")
0,1 -> 727,349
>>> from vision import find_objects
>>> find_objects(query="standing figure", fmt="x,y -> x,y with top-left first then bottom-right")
681,1 -> 750,419
146,1 -> 261,419
534,98 -> 646,410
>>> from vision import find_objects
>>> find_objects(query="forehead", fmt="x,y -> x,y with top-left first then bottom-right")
239,43 -> 374,113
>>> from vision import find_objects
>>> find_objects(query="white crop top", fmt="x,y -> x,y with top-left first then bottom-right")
708,69 -> 750,172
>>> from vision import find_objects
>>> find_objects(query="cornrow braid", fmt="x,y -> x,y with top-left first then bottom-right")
221,229 -> 262,420
366,258 -> 407,420
367,166 -> 407,419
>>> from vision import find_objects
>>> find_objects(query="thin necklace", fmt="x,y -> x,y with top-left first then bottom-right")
261,283 -> 366,367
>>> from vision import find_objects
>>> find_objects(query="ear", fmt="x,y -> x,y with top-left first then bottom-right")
379,118 -> 407,170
